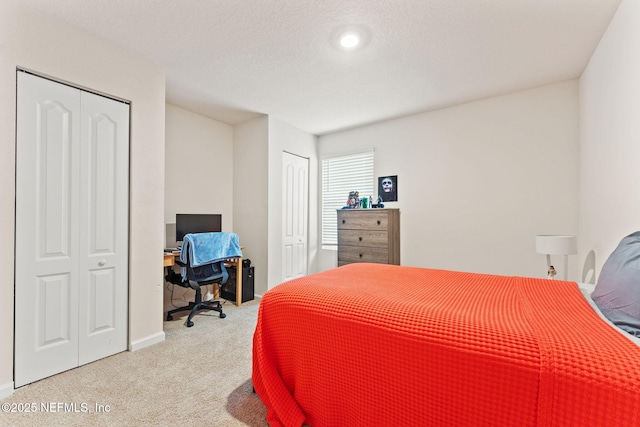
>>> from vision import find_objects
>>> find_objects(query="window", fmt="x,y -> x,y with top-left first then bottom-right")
321,150 -> 374,247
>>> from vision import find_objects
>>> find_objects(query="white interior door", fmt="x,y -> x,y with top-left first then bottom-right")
15,72 -> 129,387
77,90 -> 129,365
15,73 -> 81,387
282,152 -> 308,282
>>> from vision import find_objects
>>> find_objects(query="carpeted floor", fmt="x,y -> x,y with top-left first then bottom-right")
2,299 -> 269,427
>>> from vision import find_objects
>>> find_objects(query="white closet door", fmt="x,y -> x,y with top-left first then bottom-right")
77,90 -> 129,365
15,72 -> 129,387
15,73 -> 82,387
282,152 -> 309,283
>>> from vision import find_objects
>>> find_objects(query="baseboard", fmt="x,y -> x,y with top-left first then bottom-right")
129,331 -> 165,352
0,381 -> 14,400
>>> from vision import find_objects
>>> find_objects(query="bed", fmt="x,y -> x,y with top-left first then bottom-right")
252,263 -> 640,427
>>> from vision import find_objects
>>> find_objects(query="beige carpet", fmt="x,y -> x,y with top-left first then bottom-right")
2,299 -> 269,427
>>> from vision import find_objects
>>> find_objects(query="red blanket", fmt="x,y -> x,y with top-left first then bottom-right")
252,264 -> 640,426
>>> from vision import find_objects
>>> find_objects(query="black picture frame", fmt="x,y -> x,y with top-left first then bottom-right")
378,175 -> 398,202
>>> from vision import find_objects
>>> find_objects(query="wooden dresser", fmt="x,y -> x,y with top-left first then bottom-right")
337,208 -> 400,266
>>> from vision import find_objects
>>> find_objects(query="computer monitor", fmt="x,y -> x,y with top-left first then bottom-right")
175,214 -> 222,243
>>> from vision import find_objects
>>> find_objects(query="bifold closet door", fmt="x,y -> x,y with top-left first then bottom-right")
15,72 -> 129,387
282,152 -> 308,283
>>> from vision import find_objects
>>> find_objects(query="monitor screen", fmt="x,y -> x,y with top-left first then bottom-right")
175,214 -> 222,242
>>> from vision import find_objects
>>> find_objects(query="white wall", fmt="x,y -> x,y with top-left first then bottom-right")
165,104 -> 234,228
164,104 -> 234,309
319,81 -> 580,280
0,2 -> 166,397
579,0 -> 640,281
233,117 -> 270,296
267,118 -> 319,290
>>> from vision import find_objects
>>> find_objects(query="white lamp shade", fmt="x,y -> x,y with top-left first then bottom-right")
535,235 -> 577,255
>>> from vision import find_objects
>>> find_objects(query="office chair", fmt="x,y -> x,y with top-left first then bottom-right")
165,257 -> 228,327
165,232 -> 242,327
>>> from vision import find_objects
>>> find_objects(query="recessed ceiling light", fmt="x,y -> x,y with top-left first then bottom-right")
331,25 -> 369,52
340,32 -> 360,49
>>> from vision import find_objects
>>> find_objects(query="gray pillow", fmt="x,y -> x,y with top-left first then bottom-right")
592,231 -> 640,336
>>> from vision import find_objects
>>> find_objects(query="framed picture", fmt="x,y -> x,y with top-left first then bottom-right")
378,175 -> 398,202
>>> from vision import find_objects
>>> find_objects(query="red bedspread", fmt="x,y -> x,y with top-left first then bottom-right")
252,264 -> 640,426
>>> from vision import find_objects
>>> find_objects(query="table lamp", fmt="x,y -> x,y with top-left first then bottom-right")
535,235 -> 577,280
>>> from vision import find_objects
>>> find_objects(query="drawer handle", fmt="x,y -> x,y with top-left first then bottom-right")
358,236 -> 363,241
377,220 -> 381,225
359,253 -> 363,258
342,219 -> 346,224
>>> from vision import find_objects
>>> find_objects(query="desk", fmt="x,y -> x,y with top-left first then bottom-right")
164,253 -> 244,307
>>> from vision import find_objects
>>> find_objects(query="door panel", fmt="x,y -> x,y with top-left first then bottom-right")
38,101 -> 74,258
283,162 -> 295,279
15,72 -> 81,387
88,268 -> 116,332
78,90 -> 129,366
90,113 -> 117,252
282,152 -> 308,282
295,166 -> 307,277
37,273 -> 72,347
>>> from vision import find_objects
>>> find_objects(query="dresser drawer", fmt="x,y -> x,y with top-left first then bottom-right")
338,229 -> 388,247
337,210 -> 389,230
338,246 -> 389,264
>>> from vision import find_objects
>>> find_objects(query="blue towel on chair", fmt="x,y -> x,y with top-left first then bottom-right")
180,232 -> 242,281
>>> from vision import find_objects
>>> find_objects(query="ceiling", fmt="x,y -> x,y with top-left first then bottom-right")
20,0 -> 621,135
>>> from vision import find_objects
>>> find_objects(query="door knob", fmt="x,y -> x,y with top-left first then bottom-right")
98,259 -> 107,267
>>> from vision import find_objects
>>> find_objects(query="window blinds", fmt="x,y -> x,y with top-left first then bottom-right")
321,151 -> 374,246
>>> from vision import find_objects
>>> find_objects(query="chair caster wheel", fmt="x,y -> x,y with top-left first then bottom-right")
186,320 -> 194,327
220,312 -> 227,319
167,314 -> 173,321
